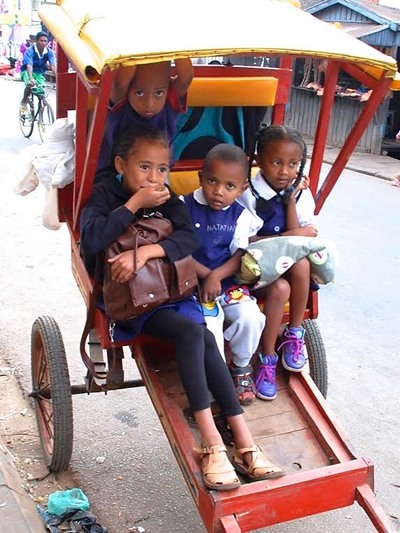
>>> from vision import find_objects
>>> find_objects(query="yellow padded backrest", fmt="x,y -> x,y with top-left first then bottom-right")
170,76 -> 276,196
170,170 -> 200,196
170,166 -> 259,196
187,77 -> 278,107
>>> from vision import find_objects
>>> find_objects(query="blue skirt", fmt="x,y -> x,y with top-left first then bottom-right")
101,297 -> 205,342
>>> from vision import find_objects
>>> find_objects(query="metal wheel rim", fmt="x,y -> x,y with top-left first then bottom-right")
19,100 -> 34,137
38,101 -> 55,143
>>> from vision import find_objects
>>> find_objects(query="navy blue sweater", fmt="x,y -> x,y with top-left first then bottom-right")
80,170 -> 199,276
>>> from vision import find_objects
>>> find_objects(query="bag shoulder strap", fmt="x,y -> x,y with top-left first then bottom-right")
79,256 -> 107,380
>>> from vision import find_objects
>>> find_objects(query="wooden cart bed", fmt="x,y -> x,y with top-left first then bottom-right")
131,336 -> 392,532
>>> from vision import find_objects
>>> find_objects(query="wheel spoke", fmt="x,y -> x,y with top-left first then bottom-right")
37,400 -> 54,442
37,349 -> 48,386
19,98 -> 35,137
38,100 -> 55,142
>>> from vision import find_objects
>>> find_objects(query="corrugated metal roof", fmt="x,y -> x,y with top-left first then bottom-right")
301,0 -> 324,8
354,0 -> 400,23
340,21 -> 389,37
303,0 -> 400,24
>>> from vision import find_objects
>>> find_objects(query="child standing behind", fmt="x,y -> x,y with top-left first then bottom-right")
97,59 -> 193,172
239,125 -> 318,401
183,144 -> 266,405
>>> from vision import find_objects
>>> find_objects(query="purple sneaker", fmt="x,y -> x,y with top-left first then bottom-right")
279,326 -> 306,372
254,354 -> 278,400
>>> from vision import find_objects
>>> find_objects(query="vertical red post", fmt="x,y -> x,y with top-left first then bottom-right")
315,72 -> 392,213
308,60 -> 340,198
272,56 -> 293,125
73,68 -> 115,230
55,46 -> 69,119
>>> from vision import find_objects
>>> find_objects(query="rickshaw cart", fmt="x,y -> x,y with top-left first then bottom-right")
30,1 -> 399,531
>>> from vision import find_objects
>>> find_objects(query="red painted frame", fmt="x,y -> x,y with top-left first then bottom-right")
57,45 -> 392,347
54,45 -> 394,531
132,336 -> 393,532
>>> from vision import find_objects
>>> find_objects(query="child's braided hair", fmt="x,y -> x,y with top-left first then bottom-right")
247,124 -> 307,183
112,126 -> 169,164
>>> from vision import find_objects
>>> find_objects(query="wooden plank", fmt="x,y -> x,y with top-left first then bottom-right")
243,387 -> 299,419
245,409 -> 308,439
151,353 -> 331,475
190,420 -> 330,476
217,459 -> 374,532
220,515 -> 241,532
356,484 -> 395,533
131,338 -> 381,532
255,428 -> 331,473
146,350 -> 332,470
289,373 -> 356,463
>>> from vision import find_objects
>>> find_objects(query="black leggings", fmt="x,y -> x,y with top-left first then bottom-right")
142,309 -> 243,417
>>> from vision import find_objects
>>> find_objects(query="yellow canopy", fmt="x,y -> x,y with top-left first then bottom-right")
40,0 -> 400,88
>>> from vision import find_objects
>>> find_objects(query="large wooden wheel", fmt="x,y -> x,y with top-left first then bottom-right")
30,315 -> 73,472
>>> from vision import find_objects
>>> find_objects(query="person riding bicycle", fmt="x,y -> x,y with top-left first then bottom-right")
19,31 -> 56,114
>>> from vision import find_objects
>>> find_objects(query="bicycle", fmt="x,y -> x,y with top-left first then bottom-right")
19,87 -> 55,143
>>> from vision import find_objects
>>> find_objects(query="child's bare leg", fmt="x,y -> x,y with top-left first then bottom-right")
194,408 -> 240,491
253,278 -> 290,401
280,258 -> 310,372
194,410 -> 284,485
194,408 -> 225,448
227,413 -> 285,479
261,277 -> 290,354
287,257 -> 310,327
227,413 -> 254,449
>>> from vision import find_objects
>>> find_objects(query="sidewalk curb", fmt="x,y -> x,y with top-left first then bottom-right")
330,162 -> 393,181
0,442 -> 45,532
350,170 -> 392,181
306,140 -> 400,182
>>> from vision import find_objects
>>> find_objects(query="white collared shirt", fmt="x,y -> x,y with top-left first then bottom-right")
238,171 -> 316,233
181,187 -> 260,254
33,43 -> 49,58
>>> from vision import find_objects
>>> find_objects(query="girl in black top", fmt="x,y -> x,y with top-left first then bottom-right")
80,126 -> 284,491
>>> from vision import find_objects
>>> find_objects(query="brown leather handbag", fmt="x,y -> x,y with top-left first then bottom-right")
103,212 -> 198,321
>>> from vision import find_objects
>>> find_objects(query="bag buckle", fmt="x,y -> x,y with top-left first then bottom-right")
109,321 -> 115,343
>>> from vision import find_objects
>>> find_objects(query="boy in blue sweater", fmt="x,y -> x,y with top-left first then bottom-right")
183,144 -> 265,405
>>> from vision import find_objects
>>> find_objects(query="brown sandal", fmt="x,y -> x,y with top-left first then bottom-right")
198,444 -> 241,491
232,445 -> 285,481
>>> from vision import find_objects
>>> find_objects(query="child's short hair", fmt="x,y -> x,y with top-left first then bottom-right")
111,126 -> 169,162
203,143 -> 249,177
35,31 -> 49,41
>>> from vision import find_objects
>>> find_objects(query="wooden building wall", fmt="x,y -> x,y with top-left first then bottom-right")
312,5 -> 400,47
286,86 -> 389,154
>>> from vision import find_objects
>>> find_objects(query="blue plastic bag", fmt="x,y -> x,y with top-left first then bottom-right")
47,488 -> 90,515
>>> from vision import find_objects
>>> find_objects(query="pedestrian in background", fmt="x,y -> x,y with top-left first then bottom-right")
393,130 -> 400,187
19,34 -> 35,56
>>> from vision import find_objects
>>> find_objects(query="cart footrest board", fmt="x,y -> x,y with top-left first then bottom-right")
131,336 -> 393,532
